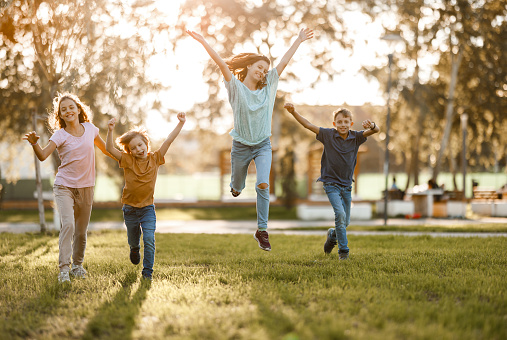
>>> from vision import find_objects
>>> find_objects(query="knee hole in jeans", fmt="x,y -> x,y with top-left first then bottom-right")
257,183 -> 268,190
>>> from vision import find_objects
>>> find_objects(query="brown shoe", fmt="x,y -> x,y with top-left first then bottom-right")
254,230 -> 271,251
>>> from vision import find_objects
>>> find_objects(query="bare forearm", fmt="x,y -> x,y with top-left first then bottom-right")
276,38 -> 302,75
32,144 -> 49,161
105,132 -> 121,160
159,121 -> 184,156
291,110 -> 319,134
200,41 -> 232,81
105,131 -> 114,153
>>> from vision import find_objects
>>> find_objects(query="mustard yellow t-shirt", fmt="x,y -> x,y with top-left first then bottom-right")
119,150 -> 165,208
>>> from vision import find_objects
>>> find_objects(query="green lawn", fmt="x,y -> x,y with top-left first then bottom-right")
0,206 -> 299,223
0,231 -> 506,339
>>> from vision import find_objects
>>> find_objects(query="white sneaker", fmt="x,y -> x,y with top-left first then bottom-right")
58,271 -> 71,283
71,264 -> 87,279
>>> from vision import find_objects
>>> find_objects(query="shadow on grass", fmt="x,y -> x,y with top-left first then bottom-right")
81,271 -> 151,340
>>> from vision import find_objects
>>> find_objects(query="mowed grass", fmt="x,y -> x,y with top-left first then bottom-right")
0,231 -> 506,340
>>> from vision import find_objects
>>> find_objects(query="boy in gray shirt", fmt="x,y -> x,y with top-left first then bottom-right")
284,103 -> 380,259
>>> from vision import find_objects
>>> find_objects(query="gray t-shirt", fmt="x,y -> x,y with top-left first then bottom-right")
224,68 -> 279,146
316,128 -> 367,187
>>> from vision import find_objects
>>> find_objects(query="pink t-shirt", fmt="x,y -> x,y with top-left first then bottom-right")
49,122 -> 99,188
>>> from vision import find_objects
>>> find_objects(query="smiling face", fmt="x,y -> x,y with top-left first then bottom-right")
128,135 -> 148,159
246,60 -> 269,83
59,98 -> 80,125
333,112 -> 354,137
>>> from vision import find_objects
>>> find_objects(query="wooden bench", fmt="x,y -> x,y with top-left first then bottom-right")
473,187 -> 500,201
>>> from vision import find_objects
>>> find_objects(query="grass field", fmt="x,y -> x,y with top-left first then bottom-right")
1,231 -> 506,340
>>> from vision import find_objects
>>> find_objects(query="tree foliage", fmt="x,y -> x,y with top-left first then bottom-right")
361,0 -> 506,189
0,0 -> 167,180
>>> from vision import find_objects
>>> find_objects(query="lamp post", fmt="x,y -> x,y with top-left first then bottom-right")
461,113 -> 468,201
381,34 -> 404,226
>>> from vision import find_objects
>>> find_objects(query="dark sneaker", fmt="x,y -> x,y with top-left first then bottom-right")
324,228 -> 337,254
230,188 -> 241,197
254,230 -> 271,251
339,252 -> 349,260
142,274 -> 152,281
130,248 -> 140,265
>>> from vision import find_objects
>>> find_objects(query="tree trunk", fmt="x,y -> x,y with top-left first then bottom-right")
432,49 -> 463,181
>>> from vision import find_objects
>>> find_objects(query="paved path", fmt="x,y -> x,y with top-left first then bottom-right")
1,218 -> 507,237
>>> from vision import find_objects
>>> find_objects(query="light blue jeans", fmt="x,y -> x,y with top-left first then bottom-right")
323,183 -> 352,254
122,204 -> 156,277
230,137 -> 271,230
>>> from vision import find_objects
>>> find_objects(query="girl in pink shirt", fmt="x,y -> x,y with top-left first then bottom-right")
24,93 -> 111,283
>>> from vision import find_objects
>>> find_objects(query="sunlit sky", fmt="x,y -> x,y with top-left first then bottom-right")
135,1 -> 430,139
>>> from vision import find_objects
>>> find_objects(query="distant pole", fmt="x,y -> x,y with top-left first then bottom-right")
32,108 -> 46,233
461,113 -> 468,201
383,53 -> 393,226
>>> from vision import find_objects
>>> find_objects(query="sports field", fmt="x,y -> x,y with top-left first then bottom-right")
1,231 -> 505,339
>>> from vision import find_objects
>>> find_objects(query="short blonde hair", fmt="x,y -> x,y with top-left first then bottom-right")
116,127 -> 151,153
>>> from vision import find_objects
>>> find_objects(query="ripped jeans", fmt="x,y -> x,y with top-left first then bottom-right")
230,138 -> 271,230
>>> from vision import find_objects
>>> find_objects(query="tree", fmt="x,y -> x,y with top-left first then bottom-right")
360,0 -> 506,190
0,0 -> 168,181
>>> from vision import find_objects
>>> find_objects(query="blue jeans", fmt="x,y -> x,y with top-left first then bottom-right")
122,204 -> 156,277
230,137 -> 271,230
323,183 -> 352,254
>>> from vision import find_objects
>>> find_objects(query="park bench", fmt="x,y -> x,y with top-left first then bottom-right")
472,187 -> 499,201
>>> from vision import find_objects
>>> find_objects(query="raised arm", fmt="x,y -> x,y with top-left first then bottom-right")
361,119 -> 380,138
23,131 -> 57,161
284,103 -> 320,135
158,112 -> 186,158
95,134 -> 117,160
276,28 -> 314,76
105,118 -> 122,161
187,30 -> 232,82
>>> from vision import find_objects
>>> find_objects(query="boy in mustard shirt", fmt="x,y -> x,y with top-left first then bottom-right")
106,113 -> 185,280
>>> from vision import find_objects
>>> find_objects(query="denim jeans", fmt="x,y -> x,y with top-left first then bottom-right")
323,183 -> 352,254
122,204 -> 156,277
230,137 -> 271,230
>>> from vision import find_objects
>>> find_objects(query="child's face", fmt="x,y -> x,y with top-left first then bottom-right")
128,136 -> 148,159
247,60 -> 269,82
333,113 -> 353,135
59,98 -> 79,124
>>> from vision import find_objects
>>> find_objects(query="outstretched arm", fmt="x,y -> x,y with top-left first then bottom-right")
187,30 -> 232,82
158,112 -> 186,158
105,118 -> 122,161
23,131 -> 57,161
276,28 -> 314,76
284,103 -> 320,135
95,134 -> 117,160
361,119 -> 380,137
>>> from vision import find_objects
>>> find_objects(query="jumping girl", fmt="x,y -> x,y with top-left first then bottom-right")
187,27 -> 313,251
23,93 -> 112,283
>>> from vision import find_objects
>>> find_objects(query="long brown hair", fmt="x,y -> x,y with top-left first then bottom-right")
224,53 -> 270,89
48,92 -> 91,131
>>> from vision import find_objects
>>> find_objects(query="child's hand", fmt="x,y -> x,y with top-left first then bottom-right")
284,103 -> 296,114
186,30 -> 206,44
298,28 -> 314,43
362,119 -> 374,130
177,112 -> 186,123
108,118 -> 116,131
23,131 -> 39,144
